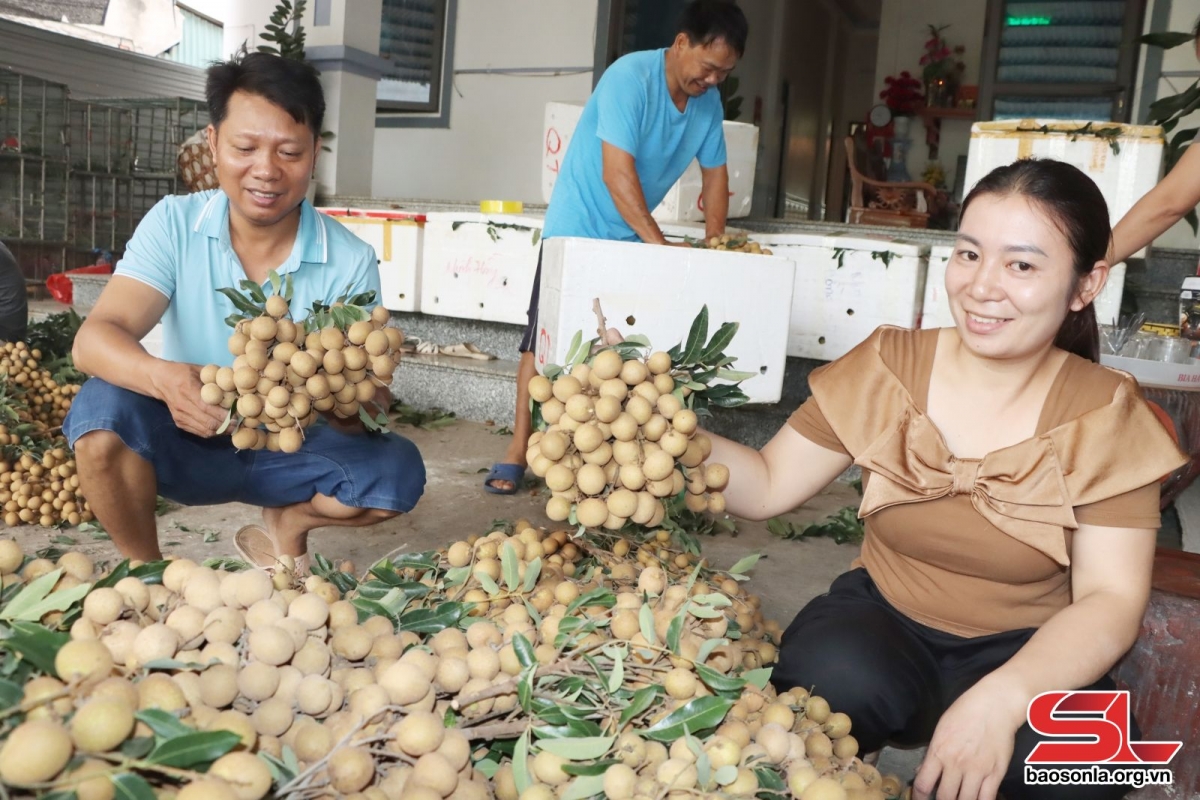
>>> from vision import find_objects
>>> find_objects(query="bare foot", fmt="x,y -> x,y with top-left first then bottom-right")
262,506 -> 307,559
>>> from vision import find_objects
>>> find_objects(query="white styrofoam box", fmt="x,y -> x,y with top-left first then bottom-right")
419,212 -> 545,324
541,101 -> 759,222
318,209 -> 423,312
964,120 -> 1164,258
921,246 -> 1127,330
655,121 -> 759,223
749,231 -> 929,361
535,237 -> 796,403
1100,354 -> 1200,392
542,102 -> 585,206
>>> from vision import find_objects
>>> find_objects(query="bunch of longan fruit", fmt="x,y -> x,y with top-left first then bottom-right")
0,524 -> 906,800
694,233 -> 772,255
527,348 -> 730,529
0,341 -> 79,430
199,296 -> 403,453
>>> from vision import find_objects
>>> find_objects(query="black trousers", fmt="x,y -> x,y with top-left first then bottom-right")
773,569 -> 1138,800
517,245 -> 545,354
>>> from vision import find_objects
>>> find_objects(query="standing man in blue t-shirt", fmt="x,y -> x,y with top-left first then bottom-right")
66,52 -> 426,570
484,0 -> 748,493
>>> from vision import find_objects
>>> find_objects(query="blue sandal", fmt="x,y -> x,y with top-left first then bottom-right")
483,463 -> 526,495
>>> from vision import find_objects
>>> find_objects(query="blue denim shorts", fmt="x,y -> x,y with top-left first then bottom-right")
63,378 -> 426,512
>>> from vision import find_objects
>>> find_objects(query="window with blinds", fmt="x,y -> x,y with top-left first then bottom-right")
377,0 -> 449,113
978,0 -> 1147,122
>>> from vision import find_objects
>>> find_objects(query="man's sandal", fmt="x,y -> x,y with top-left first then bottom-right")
233,524 -> 311,575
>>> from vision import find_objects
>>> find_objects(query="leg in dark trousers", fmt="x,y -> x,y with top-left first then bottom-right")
773,569 -> 943,753
776,569 -> 1144,800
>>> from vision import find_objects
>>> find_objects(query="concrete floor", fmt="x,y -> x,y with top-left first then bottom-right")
0,417 -> 927,777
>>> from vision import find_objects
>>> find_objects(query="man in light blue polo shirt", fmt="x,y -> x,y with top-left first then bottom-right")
66,51 -> 426,571
485,0 -> 747,493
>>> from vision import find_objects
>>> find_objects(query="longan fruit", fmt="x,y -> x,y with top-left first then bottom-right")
329,746 -> 376,794
393,710 -> 445,757
209,751 -> 273,800
0,719 -> 73,785
54,639 -> 113,687
70,697 -> 135,753
82,587 -> 125,625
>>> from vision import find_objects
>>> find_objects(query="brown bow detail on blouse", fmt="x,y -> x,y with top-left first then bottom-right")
854,407 -> 1077,566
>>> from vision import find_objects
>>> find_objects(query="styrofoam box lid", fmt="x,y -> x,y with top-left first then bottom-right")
1182,277 -> 1200,291
1100,354 -> 1200,391
969,119 -> 1163,143
930,244 -> 955,258
423,211 -> 546,226
751,230 -> 926,256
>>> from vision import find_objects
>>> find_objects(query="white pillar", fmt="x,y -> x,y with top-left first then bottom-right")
304,0 -> 385,198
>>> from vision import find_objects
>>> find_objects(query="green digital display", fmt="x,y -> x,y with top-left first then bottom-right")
1006,16 -> 1052,26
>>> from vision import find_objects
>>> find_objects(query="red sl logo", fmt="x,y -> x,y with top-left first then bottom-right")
1025,691 -> 1183,765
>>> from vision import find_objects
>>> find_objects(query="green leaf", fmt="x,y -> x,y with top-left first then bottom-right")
0,567 -> 63,621
1138,31 -> 1195,49
269,269 -> 282,296
714,763 -> 739,786
146,730 -> 241,767
215,408 -> 234,435
694,637 -> 727,665
522,557 -> 542,593
135,709 -> 198,739
728,554 -> 761,575
536,735 -> 615,761
756,766 -> 787,792
561,773 -> 607,800
679,305 -> 710,365
607,648 -> 624,693
1,621 -> 69,675
215,287 -> 263,317
716,368 -> 757,382
443,566 -> 470,587
638,603 -> 657,645
700,321 -> 739,363
112,773 -> 156,800
0,677 -> 22,710
619,685 -> 661,728
560,759 -> 620,776
666,612 -> 685,654
5,579 -> 90,623
512,632 -> 535,669
513,729 -> 532,795
565,587 -> 615,615
643,696 -> 735,742
397,602 -> 469,633
239,279 -> 267,304
563,330 -> 584,367
121,736 -> 155,759
694,663 -> 746,693
476,572 -> 501,597
742,667 -> 773,689
501,543 -> 520,592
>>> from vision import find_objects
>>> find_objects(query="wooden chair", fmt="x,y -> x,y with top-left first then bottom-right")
844,135 -> 939,229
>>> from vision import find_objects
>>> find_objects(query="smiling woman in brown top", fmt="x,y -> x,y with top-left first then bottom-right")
706,159 -> 1187,800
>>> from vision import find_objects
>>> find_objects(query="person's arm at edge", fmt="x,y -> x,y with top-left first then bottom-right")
705,423 -> 853,521
913,522 -> 1156,800
602,142 -> 677,245
1110,142 -> 1200,265
700,163 -> 730,241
